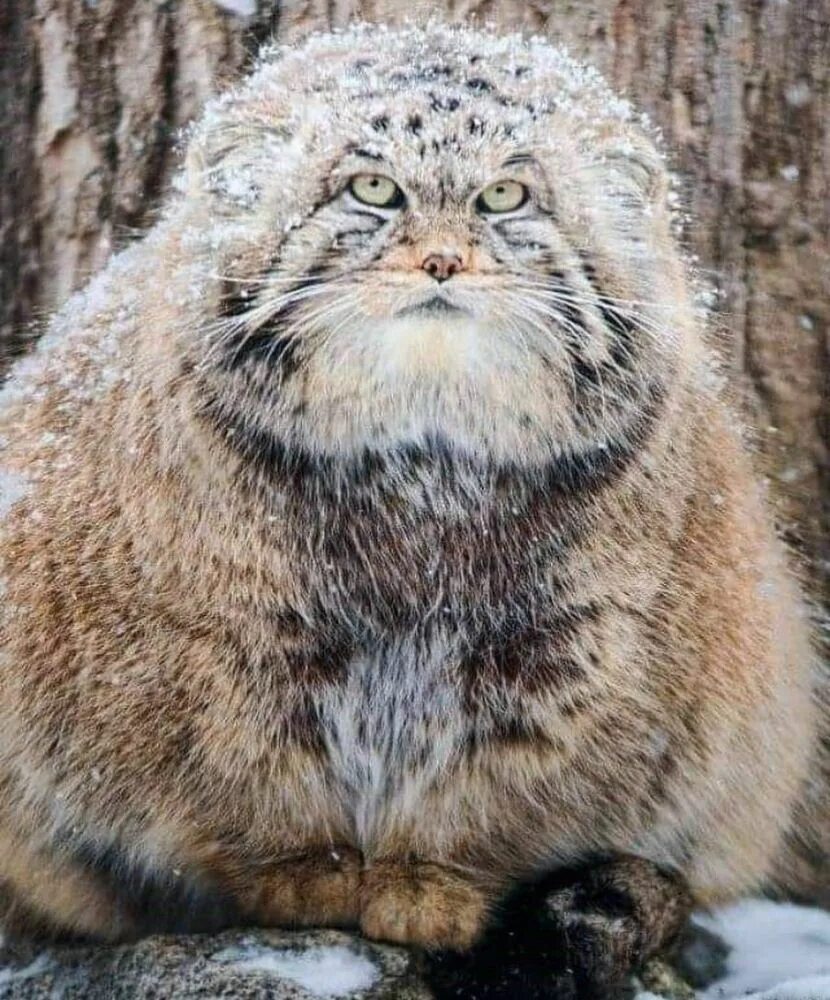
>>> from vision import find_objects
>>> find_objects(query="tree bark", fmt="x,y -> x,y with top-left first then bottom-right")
1,0 -> 828,602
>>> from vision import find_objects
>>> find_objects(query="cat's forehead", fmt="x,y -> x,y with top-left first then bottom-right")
274,23 -> 629,112
230,23 -> 637,151
327,58 -> 559,169
192,24 -> 652,216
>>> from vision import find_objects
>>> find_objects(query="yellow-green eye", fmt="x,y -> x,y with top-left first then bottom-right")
349,174 -> 404,209
476,180 -> 528,214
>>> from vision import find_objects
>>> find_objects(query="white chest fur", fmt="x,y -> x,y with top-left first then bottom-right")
318,632 -> 466,850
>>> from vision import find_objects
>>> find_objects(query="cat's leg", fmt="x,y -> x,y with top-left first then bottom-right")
1,823 -> 364,940
425,855 -> 692,999
0,824 -> 135,941
359,858 -> 498,951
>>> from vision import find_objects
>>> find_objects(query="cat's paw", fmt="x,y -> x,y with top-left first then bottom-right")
360,860 -> 489,951
539,856 -> 692,996
246,846 -> 362,928
424,855 -> 691,1000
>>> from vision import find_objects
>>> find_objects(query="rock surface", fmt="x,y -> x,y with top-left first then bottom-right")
0,928 -> 431,999
0,923 -> 717,1000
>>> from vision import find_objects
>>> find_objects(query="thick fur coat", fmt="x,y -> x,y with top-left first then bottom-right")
0,23 -> 824,957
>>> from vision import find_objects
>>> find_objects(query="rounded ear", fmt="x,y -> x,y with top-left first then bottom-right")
601,137 -> 668,208
183,109 -> 293,212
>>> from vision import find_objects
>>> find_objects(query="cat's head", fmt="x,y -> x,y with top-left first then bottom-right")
179,23 -> 695,480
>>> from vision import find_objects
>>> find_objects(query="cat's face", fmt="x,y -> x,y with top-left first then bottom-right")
185,25 -> 693,474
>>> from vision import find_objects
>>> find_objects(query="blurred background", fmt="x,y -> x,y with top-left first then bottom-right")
0,0 -> 827,614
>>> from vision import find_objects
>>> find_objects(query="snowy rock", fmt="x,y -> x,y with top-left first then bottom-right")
0,922 -> 711,999
5,898 -> 828,998
0,929 -> 431,999
10,906 -> 792,1000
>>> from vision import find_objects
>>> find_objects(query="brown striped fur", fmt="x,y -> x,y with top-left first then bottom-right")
0,24 -> 823,961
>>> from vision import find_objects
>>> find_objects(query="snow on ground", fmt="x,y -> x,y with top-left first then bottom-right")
212,942 -> 379,997
3,901 -> 830,997
694,900 -> 830,999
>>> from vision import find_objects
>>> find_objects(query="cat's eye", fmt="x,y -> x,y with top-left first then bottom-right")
349,174 -> 404,209
476,180 -> 528,214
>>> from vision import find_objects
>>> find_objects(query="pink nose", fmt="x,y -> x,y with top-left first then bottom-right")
422,252 -> 464,283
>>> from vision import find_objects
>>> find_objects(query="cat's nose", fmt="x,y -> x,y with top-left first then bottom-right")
421,252 -> 464,283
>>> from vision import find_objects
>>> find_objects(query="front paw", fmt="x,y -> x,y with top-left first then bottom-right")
246,846 -> 362,928
425,855 -> 691,1000
539,856 -> 692,996
360,860 -> 490,951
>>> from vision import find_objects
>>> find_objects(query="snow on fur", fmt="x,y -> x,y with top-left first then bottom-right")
0,20 -> 665,440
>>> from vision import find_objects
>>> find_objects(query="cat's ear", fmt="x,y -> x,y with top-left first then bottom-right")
183,106 -> 293,213
599,133 -> 668,209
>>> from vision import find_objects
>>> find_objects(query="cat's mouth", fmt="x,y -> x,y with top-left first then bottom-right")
395,296 -> 470,318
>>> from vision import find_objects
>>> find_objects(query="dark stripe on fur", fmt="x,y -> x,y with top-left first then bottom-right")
545,269 -> 590,348
349,209 -> 388,224
197,378 -> 666,501
466,77 -> 494,93
354,145 -> 385,160
58,837 -> 240,935
218,279 -> 262,319
579,255 -> 640,371
464,717 -> 566,756
215,266 -> 328,376
335,228 -> 379,240
494,226 -> 550,253
218,328 -> 301,379
461,604 -> 600,697
502,152 -> 535,167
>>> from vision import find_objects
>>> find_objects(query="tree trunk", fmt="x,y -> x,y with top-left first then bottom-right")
1,0 -> 828,602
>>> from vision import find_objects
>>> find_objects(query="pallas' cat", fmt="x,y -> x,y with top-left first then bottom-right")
0,21 -> 824,995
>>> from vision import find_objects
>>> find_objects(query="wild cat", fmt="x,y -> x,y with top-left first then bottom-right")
0,19 -> 824,997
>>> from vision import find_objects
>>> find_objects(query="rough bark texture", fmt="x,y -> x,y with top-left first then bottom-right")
0,0 -> 828,602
